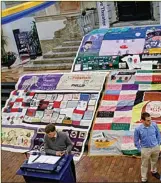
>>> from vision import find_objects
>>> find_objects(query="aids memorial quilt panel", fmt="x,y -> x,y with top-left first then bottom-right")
89,70 -> 161,156
16,74 -> 63,91
2,91 -> 99,130
72,25 -> 161,72
16,72 -> 107,91
1,125 -> 37,153
2,72 -> 107,161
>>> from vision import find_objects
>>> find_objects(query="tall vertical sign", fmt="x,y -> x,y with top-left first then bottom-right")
97,1 -> 109,28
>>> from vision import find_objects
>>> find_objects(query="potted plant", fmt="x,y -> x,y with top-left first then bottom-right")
2,51 -> 17,69
1,31 -> 17,69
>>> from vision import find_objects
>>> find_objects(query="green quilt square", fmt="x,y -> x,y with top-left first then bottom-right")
111,123 -> 130,130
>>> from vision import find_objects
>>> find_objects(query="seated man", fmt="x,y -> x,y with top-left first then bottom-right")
44,124 -> 76,180
44,124 -> 73,156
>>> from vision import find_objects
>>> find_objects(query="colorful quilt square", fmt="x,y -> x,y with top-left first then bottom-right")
111,123 -> 130,130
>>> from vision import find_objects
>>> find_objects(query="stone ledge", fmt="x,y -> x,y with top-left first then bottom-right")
33,56 -> 75,64
43,51 -> 77,58
52,45 -> 79,52
62,40 -> 81,46
24,62 -> 73,71
34,12 -> 83,22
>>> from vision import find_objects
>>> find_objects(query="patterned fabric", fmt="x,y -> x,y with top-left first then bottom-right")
89,70 -> 161,156
2,72 -> 106,161
72,25 -> 161,72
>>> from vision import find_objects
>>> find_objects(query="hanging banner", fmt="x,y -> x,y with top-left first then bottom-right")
97,1 -> 109,28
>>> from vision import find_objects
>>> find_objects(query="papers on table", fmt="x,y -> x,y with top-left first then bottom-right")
28,155 -> 39,164
28,155 -> 61,164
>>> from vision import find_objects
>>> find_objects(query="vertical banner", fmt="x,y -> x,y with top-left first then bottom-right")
97,1 -> 109,28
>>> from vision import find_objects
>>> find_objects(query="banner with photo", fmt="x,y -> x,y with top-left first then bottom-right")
72,25 -> 161,72
2,72 -> 107,161
89,70 -> 161,156
16,72 -> 107,92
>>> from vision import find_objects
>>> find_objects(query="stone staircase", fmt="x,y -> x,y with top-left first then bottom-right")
24,40 -> 81,71
1,82 -> 16,108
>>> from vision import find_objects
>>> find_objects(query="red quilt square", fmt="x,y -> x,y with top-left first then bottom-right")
11,108 -> 19,112
12,90 -> 18,95
72,121 -> 80,126
22,102 -> 26,107
152,75 -> 161,82
29,92 -> 35,96
53,101 -> 61,108
39,101 -> 49,109
9,102 -> 14,107
103,94 -> 119,101
93,123 -> 111,130
26,109 -> 36,117
15,98 -> 23,102
73,109 -> 85,115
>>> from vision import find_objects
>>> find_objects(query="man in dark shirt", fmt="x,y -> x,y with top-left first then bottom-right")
44,124 -> 76,181
44,124 -> 73,156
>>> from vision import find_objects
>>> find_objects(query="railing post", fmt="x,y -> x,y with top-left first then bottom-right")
76,10 -> 96,36
90,10 -> 95,29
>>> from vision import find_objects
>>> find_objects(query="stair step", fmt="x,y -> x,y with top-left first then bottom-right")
43,51 -> 76,59
63,37 -> 82,41
33,56 -> 75,65
52,46 -> 79,52
24,62 -> 73,71
2,96 -> 9,102
1,82 -> 16,89
62,40 -> 81,47
2,89 -> 14,95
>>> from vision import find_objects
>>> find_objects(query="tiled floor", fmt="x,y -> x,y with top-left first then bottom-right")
2,151 -> 161,182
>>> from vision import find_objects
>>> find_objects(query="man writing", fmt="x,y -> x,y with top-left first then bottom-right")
44,124 -> 73,156
44,124 -> 76,180
134,112 -> 161,182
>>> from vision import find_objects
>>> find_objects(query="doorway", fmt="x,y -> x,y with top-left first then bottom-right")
117,2 -> 152,21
